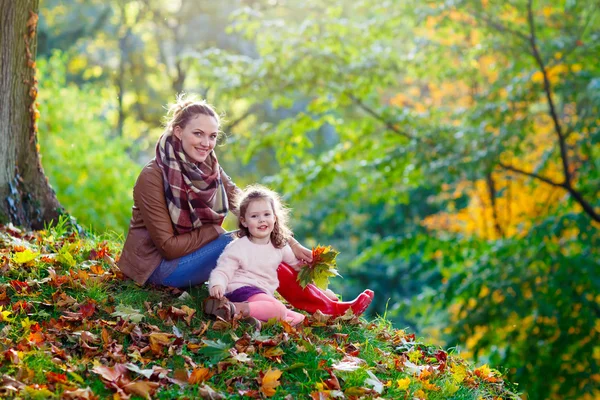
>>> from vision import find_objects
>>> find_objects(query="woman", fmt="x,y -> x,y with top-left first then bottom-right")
118,94 -> 373,317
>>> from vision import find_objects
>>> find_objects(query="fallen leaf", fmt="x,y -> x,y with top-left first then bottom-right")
332,356 -> 366,372
123,380 -> 159,399
259,368 -> 282,397
198,384 -> 225,399
91,363 -> 128,382
111,304 -> 145,323
189,367 -> 214,384
61,386 -> 98,400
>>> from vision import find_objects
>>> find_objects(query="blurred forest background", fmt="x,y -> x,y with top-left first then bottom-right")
34,0 -> 599,398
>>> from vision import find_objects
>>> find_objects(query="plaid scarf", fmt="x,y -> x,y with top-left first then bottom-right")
156,132 -> 229,234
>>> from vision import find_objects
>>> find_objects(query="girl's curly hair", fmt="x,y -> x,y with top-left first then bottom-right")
236,185 -> 292,249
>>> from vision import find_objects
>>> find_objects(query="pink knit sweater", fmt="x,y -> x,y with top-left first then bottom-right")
208,236 -> 302,296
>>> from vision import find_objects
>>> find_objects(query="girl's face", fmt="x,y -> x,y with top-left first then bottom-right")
173,114 -> 218,164
241,199 -> 276,244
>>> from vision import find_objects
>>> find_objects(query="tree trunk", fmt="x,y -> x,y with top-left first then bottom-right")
0,0 -> 62,229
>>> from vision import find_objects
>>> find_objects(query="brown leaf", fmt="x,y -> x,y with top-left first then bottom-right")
180,305 -> 196,325
189,367 -> 214,384
101,327 -> 112,346
263,347 -> 285,360
323,368 -> 340,390
122,380 -> 160,399
310,310 -> 332,325
79,301 -> 96,318
92,363 -> 128,382
238,389 -> 260,398
149,332 -> 172,346
198,384 -> 225,399
61,387 -> 99,400
4,349 -> 20,364
259,368 -> 282,397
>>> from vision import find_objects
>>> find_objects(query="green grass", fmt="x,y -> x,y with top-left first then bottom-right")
0,220 -> 520,399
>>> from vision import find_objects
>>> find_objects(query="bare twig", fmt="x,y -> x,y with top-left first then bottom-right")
498,162 -> 564,188
346,94 -> 415,141
526,0 -> 571,185
486,173 -> 505,238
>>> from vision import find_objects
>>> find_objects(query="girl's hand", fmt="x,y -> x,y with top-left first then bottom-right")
210,285 -> 225,299
291,241 -> 313,263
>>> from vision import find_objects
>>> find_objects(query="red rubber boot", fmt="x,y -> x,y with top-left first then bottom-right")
276,263 -> 374,316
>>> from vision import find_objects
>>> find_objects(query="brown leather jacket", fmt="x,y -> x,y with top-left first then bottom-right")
118,159 -> 240,285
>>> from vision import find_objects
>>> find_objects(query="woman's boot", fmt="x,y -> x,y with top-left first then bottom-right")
276,262 -> 374,316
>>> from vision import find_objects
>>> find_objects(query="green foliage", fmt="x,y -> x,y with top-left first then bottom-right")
37,52 -> 139,234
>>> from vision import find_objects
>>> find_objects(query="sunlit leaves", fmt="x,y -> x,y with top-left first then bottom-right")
297,245 -> 341,289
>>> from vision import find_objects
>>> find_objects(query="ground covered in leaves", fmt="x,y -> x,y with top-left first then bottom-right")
0,222 -> 520,399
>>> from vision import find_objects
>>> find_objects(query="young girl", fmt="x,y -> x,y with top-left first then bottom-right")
207,185 -> 342,326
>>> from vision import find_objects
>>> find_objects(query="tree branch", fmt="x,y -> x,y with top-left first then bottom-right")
468,9 -> 530,42
497,162 -> 565,188
346,93 -> 415,141
499,162 -> 600,222
486,173 -> 504,238
526,0 -> 571,185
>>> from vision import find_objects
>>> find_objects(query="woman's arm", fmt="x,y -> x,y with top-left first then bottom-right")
134,165 -> 221,260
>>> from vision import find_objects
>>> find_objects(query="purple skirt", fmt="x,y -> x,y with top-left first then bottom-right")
225,286 -> 266,302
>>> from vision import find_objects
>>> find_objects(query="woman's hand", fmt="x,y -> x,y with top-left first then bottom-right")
210,285 -> 225,299
291,241 -> 313,263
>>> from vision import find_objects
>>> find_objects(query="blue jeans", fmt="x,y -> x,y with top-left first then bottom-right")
148,233 -> 235,289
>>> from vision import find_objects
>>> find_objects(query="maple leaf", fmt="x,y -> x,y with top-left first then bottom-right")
57,245 -> 76,267
297,245 -> 341,289
0,305 -> 13,322
198,384 -> 225,399
110,304 -> 145,323
323,368 -> 341,390
91,363 -> 128,382
332,356 -> 366,372
46,371 -> 68,384
259,368 -> 282,397
189,367 -> 214,384
12,248 -> 39,264
61,387 -> 98,400
123,380 -> 160,399
79,301 -> 97,319
10,280 -> 31,294
199,339 -> 231,364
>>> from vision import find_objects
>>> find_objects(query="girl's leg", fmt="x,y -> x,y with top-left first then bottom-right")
151,233 -> 235,288
245,294 -> 304,325
284,309 -> 305,326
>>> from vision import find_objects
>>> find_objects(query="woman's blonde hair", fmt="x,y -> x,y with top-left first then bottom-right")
236,185 -> 292,249
163,93 -> 221,136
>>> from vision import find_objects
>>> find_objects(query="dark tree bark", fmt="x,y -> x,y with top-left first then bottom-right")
0,0 -> 62,229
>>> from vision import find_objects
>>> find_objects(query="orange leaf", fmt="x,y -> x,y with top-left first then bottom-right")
28,331 -> 44,344
101,327 -> 111,346
46,371 -> 68,384
189,367 -> 214,384
259,368 -> 282,397
90,264 -> 105,275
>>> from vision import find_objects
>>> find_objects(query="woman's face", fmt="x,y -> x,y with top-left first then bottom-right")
173,114 -> 219,164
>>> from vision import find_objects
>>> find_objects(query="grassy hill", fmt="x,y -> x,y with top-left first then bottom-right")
0,221 -> 520,399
